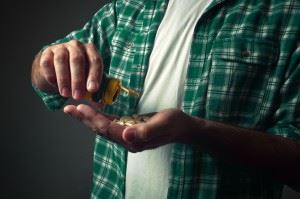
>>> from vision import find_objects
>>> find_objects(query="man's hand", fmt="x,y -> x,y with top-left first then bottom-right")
64,104 -> 300,187
64,104 -> 198,152
31,40 -> 103,100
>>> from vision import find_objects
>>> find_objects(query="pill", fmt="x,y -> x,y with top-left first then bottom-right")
113,115 -> 150,126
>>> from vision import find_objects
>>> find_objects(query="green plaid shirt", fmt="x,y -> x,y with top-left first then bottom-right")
33,0 -> 300,198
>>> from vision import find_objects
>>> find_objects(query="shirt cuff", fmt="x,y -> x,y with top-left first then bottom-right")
32,84 -> 68,111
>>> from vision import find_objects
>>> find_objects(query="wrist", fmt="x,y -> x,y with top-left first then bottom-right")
191,116 -> 209,141
178,114 -> 208,144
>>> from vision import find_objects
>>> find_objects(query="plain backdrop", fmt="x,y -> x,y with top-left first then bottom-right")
1,0 -> 299,198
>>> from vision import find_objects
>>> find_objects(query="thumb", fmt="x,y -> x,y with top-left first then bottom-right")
122,124 -> 151,144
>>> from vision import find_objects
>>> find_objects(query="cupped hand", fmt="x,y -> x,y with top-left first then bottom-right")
64,104 -> 198,152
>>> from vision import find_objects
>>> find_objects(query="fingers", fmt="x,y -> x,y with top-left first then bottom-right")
67,40 -> 86,100
53,46 -> 71,97
65,104 -> 124,144
80,104 -> 125,145
77,104 -> 124,142
39,40 -> 102,100
85,44 -> 103,92
76,104 -> 99,122
40,49 -> 56,87
64,105 -> 81,118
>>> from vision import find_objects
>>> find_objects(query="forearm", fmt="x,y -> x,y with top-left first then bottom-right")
191,117 -> 300,186
31,53 -> 58,93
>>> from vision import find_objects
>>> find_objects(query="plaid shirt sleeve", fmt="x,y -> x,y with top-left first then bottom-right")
32,85 -> 68,110
32,2 -> 116,110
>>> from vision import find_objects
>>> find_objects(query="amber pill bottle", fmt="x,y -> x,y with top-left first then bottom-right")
84,74 -> 139,106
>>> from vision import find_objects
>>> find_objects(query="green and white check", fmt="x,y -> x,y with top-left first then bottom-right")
33,0 -> 300,198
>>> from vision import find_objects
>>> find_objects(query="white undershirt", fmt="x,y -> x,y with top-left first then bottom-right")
125,0 -> 212,198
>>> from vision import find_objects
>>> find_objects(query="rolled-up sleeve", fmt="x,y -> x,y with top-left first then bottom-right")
32,85 -> 68,111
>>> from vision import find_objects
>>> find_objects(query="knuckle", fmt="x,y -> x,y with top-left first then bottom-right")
69,40 -> 81,47
52,43 -> 63,48
41,47 -> 51,55
40,58 -> 52,69
57,76 -> 69,84
85,43 -> 98,51
53,46 -> 67,53
70,54 -> 84,65
55,54 -> 68,65
89,56 -> 101,65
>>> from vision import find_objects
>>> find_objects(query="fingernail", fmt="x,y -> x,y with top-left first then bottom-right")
125,130 -> 136,143
61,87 -> 70,97
88,80 -> 98,91
73,89 -> 82,100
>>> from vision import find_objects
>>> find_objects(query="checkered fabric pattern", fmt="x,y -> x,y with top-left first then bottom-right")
33,0 -> 300,198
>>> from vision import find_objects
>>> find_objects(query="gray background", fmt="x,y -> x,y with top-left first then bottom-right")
2,0 -> 299,198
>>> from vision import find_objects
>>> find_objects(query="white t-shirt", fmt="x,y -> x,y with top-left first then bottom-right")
125,0 -> 212,198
